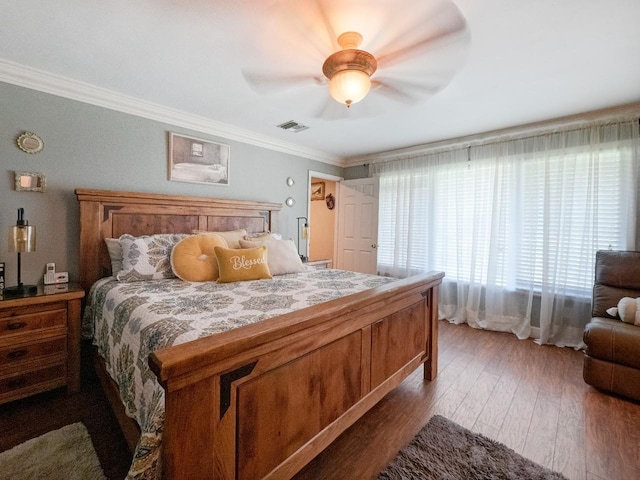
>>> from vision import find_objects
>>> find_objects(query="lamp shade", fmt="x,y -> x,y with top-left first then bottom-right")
4,208 -> 37,297
328,69 -> 371,107
9,225 -> 36,253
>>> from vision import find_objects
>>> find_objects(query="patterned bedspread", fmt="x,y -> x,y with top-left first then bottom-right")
84,268 -> 394,479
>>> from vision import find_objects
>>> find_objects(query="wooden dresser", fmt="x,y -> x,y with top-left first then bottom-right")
0,285 -> 84,405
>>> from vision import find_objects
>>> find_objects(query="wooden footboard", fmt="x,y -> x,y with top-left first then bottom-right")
150,271 -> 442,480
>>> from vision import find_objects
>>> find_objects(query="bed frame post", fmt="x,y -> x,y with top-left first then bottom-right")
424,284 -> 439,381
78,199 -> 103,292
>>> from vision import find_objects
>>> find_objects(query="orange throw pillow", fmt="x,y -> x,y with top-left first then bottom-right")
171,234 -> 228,281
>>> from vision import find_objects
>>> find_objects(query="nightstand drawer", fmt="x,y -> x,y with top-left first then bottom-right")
0,363 -> 67,403
0,336 -> 67,371
0,304 -> 67,340
0,286 -> 84,404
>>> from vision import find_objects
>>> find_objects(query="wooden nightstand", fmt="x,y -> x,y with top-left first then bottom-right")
0,285 -> 85,405
306,259 -> 332,269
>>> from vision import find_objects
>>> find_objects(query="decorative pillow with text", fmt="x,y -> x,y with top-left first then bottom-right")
214,245 -> 272,283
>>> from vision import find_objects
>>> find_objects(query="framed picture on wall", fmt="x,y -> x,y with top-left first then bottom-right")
311,182 -> 325,201
169,132 -> 230,185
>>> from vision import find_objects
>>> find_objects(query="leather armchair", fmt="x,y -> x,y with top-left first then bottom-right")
583,250 -> 640,402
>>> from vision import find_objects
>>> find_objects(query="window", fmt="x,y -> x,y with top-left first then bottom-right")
515,149 -> 629,296
373,121 -> 638,346
378,146 -> 633,296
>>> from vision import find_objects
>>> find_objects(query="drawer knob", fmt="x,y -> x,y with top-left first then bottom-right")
7,349 -> 28,359
7,322 -> 27,331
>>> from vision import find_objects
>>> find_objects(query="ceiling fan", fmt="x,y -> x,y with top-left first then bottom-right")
322,31 -> 377,108
242,0 -> 470,117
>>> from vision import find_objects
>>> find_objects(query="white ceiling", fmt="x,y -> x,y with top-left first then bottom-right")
1,0 -> 639,165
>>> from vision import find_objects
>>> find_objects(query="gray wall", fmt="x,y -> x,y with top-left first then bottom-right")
343,164 -> 369,180
1,82 -> 342,286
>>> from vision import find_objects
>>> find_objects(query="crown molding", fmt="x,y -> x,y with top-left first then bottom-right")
344,102 -> 640,167
0,58 -> 343,167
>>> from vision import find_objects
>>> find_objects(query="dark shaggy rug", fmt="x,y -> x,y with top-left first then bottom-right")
377,415 -> 568,480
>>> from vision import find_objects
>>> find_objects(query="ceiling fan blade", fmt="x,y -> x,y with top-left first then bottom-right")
262,0 -> 337,58
375,3 -> 469,69
242,70 -> 325,95
371,80 -> 416,104
313,96 -> 344,120
376,27 -> 469,70
370,77 -> 445,107
313,0 -> 339,50
373,77 -> 442,97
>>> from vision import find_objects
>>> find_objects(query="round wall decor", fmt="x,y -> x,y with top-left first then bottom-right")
17,132 -> 44,154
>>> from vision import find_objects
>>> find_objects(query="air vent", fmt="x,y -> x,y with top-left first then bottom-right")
277,120 -> 309,133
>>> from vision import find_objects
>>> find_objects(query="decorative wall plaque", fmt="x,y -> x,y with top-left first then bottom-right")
17,132 -> 44,154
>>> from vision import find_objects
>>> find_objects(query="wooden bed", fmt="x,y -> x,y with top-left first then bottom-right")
76,188 -> 444,480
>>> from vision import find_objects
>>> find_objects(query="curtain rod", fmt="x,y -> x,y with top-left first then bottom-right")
350,103 -> 640,166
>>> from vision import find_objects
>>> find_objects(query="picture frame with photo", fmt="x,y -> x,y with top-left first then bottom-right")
311,181 -> 325,201
169,132 -> 230,185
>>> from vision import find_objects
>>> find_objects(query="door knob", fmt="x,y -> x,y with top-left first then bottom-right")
371,243 -> 377,249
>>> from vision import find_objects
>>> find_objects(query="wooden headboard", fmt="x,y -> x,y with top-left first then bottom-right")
75,189 -> 281,292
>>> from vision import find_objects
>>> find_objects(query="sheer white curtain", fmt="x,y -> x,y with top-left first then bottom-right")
372,120 -> 639,347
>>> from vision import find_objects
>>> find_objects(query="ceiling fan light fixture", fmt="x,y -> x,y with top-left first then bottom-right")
328,69 -> 371,107
322,32 -> 377,108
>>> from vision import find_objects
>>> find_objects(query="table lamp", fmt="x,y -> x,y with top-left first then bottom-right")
296,216 -> 310,262
3,208 -> 37,297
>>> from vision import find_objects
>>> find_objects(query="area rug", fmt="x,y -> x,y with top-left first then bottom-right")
0,422 -> 106,480
378,415 -> 568,480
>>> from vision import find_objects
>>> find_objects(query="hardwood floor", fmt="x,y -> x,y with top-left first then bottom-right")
1,321 -> 638,480
0,345 -> 131,480
295,321 -> 640,480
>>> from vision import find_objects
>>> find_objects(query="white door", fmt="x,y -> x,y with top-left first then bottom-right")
336,178 -> 379,274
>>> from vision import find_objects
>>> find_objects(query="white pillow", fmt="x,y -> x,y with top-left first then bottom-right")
192,229 -> 247,249
246,231 -> 282,240
244,232 -> 273,242
104,238 -> 123,276
239,238 -> 304,275
117,233 -> 187,282
606,306 -> 619,317
616,297 -> 640,326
